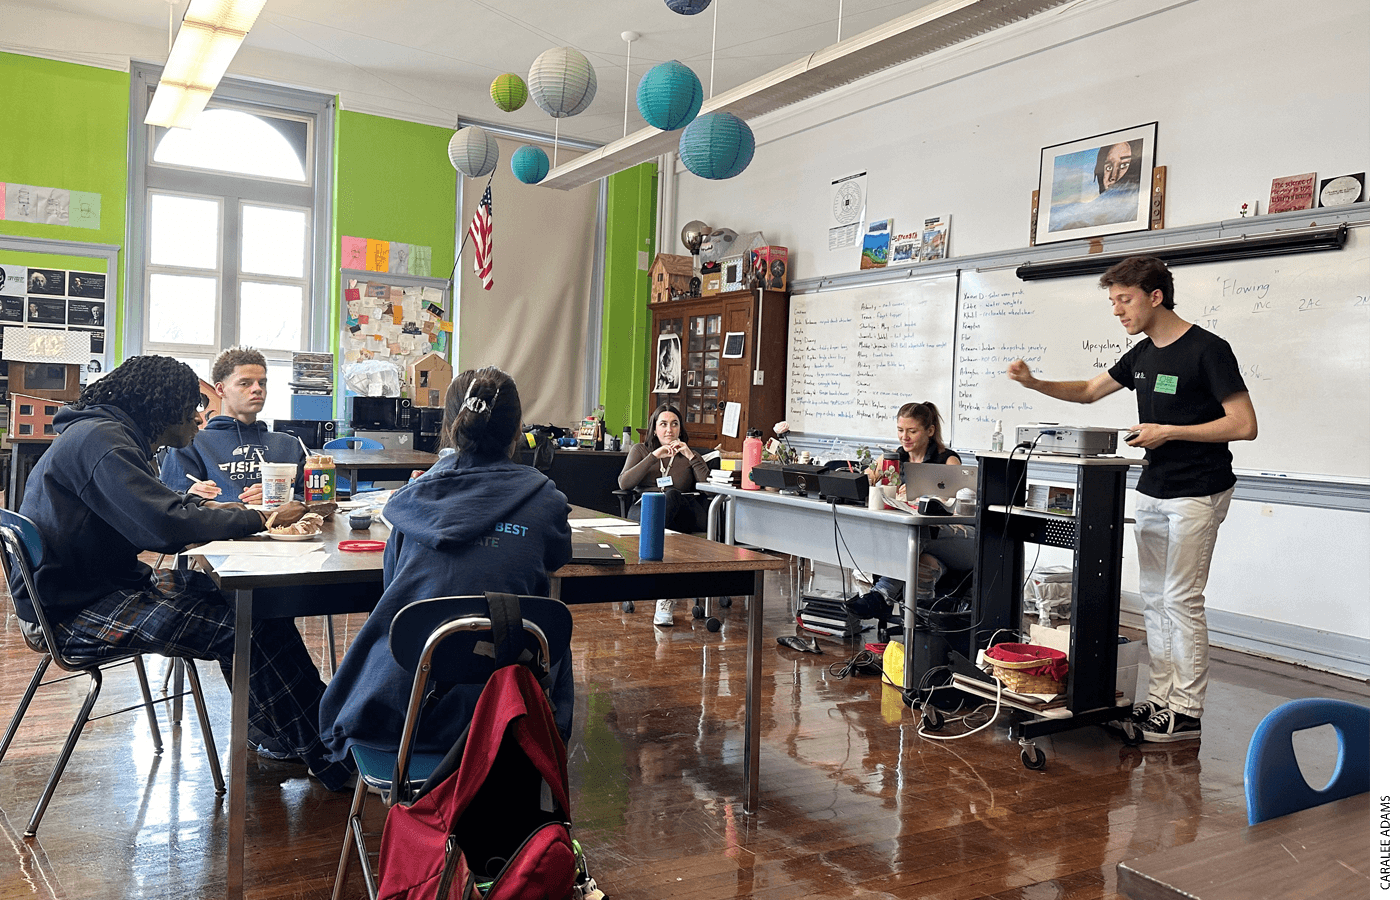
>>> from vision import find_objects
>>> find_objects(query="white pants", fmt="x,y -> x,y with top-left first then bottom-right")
1134,487 -> 1233,718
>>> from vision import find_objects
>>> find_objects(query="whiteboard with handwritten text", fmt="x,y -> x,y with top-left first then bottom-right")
953,226 -> 1369,479
786,275 -> 958,441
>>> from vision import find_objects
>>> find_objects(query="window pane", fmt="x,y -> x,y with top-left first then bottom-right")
261,359 -> 293,424
242,206 -> 307,277
175,357 -> 212,381
153,108 -> 307,181
149,274 -> 217,344
239,282 -> 303,351
150,194 -> 218,269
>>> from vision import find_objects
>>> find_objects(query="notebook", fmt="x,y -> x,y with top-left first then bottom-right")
570,541 -> 625,566
902,463 -> 978,502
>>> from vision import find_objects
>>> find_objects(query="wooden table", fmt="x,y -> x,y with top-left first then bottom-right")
327,447 -> 440,491
188,505 -> 782,898
1116,792 -> 1369,899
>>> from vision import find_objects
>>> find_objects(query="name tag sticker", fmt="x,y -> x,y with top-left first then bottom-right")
656,476 -> 674,488
1154,374 -> 1179,395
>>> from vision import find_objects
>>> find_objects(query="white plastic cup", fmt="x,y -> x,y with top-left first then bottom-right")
261,462 -> 298,507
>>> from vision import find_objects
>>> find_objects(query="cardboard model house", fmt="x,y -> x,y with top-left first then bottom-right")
10,393 -> 63,440
3,327 -> 87,402
411,351 -> 453,407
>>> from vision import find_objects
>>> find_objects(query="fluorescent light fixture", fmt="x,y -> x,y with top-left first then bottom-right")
145,0 -> 268,130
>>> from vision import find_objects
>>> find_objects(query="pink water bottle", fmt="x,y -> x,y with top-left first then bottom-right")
741,428 -> 763,491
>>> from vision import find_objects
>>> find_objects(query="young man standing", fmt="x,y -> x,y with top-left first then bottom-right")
1006,256 -> 1257,742
13,355 -> 351,789
160,346 -> 305,503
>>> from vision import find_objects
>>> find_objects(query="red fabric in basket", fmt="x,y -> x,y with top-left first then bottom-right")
986,643 -> 1069,681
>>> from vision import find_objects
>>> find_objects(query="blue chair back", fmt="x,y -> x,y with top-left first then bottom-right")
389,595 -> 572,686
0,509 -> 45,570
1244,697 -> 1369,824
325,436 -> 384,451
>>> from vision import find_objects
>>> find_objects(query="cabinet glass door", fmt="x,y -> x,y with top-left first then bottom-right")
686,313 -> 722,425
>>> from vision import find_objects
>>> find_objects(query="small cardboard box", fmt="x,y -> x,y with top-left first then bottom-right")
700,271 -> 723,296
410,352 -> 453,407
749,245 -> 789,290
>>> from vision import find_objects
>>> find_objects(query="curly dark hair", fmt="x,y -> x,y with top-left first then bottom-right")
441,366 -> 523,458
211,346 -> 267,385
74,355 -> 204,441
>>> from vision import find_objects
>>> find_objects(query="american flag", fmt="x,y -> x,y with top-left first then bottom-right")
469,185 -> 493,290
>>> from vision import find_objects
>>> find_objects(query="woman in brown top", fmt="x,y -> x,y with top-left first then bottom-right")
618,404 -> 712,531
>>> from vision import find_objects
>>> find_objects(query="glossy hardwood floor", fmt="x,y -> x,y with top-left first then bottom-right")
0,565 -> 1367,900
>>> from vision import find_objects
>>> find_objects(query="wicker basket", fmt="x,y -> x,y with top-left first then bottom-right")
986,643 -> 1067,694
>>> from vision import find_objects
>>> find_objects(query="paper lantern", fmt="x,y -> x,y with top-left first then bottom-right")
447,126 -> 499,178
490,73 -> 527,112
665,0 -> 712,14
511,146 -> 550,184
679,112 -> 755,180
528,47 -> 597,118
636,60 -> 703,131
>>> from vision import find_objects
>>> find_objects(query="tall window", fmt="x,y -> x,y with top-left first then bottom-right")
129,66 -> 333,423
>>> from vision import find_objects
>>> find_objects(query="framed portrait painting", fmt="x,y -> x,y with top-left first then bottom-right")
1035,122 -> 1157,245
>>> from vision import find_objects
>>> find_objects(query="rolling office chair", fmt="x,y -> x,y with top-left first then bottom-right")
323,435 -> 385,494
0,509 -> 225,837
331,593 -> 572,900
1244,697 -> 1369,825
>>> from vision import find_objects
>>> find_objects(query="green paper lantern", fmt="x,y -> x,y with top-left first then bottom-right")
447,125 -> 498,178
528,47 -> 597,119
636,60 -> 703,131
512,145 -> 550,184
679,112 -> 755,180
491,73 -> 527,112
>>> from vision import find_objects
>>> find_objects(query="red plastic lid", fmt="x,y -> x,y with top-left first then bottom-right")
338,540 -> 385,552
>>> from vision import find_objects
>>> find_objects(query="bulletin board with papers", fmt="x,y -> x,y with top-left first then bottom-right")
338,268 -> 453,397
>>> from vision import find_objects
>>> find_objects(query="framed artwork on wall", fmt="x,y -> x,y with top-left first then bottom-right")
1035,122 -> 1157,244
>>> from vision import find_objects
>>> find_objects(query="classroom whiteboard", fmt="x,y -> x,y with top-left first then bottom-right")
786,275 -> 957,441
952,226 -> 1369,480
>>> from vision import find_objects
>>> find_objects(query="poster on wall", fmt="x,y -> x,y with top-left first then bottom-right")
0,266 -> 24,296
27,268 -> 66,295
828,171 -> 867,251
26,296 -> 66,324
653,333 -> 681,394
67,271 -> 105,298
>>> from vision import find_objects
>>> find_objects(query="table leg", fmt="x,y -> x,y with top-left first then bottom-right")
227,588 -> 252,899
902,528 -> 920,691
743,569 -> 763,815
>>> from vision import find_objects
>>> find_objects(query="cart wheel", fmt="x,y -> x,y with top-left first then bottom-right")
1021,745 -> 1047,770
1121,725 -> 1144,747
621,601 -> 634,613
719,596 -> 733,608
705,617 -> 721,633
692,604 -> 705,619
920,709 -> 945,732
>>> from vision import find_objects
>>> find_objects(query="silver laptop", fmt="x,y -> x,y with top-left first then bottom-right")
902,463 -> 978,501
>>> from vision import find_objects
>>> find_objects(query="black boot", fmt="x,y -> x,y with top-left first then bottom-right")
844,590 -> 892,619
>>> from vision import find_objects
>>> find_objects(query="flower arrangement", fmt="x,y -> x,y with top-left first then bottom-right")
763,421 -> 796,463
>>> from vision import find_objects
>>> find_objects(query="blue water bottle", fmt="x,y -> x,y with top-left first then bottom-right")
638,491 -> 665,561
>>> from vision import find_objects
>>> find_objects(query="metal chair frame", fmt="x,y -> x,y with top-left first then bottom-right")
0,510 -> 225,838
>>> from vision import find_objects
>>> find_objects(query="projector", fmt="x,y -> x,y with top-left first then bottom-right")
1014,424 -> 1119,456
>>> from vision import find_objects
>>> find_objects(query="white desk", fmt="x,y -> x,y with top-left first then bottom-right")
698,483 -> 974,689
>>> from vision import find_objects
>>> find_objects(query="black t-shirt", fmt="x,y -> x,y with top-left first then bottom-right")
1108,325 -> 1248,499
898,445 -> 958,464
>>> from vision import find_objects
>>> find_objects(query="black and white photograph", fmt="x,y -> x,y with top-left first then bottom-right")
26,268 -> 66,295
26,296 -> 67,324
0,296 -> 23,322
67,271 -> 106,299
653,333 -> 681,394
67,299 -> 104,327
0,266 -> 26,297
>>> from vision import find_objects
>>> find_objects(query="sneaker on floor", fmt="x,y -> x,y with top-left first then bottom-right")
1110,699 -> 1163,732
1137,708 -> 1201,743
844,590 -> 892,620
653,598 -> 675,626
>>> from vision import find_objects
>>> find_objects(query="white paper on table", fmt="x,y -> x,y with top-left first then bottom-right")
569,517 -> 630,528
721,401 -> 741,438
193,540 -> 322,557
593,524 -> 643,536
211,551 -> 330,575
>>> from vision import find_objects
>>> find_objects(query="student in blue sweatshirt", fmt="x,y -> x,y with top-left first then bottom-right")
160,346 -> 305,503
13,355 -> 353,790
320,366 -> 574,761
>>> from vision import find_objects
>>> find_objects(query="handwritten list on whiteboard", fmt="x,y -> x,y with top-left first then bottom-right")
786,275 -> 957,441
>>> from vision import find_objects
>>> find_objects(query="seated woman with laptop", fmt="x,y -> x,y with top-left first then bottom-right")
847,401 -> 967,621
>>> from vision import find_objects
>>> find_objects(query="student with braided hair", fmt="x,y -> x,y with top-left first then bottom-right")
11,355 -> 354,790
320,367 -> 574,760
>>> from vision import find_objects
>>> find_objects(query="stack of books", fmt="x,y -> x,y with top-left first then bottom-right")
796,590 -> 863,638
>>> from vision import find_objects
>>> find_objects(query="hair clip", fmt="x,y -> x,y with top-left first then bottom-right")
464,396 -> 490,414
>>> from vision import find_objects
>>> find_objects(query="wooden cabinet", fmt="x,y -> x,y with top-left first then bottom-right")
648,288 -> 789,452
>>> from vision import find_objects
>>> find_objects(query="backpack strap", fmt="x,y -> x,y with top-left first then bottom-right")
485,592 -> 554,699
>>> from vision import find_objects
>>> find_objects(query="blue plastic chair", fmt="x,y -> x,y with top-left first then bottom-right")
324,436 -> 384,494
1243,697 -> 1369,825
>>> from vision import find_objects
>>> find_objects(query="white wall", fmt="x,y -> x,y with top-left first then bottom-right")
668,0 -> 1370,675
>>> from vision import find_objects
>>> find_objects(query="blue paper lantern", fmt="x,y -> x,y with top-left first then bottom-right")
665,0 -> 712,14
512,145 -> 551,184
679,112 -> 755,180
636,60 -> 703,131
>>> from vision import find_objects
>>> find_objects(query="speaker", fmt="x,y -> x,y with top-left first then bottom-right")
816,469 -> 870,504
747,463 -> 788,490
397,397 -> 418,431
273,418 -> 335,450
415,407 -> 444,452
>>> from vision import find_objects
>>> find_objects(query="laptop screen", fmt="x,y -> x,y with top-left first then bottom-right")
902,463 -> 978,500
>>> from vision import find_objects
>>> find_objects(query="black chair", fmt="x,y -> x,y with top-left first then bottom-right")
0,509 -> 225,837
331,593 -> 571,900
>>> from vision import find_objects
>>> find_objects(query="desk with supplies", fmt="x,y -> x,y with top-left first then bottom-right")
1115,792 -> 1368,899
186,504 -> 782,898
698,483 -> 975,690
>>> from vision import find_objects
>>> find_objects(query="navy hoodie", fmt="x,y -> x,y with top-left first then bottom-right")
319,449 -> 573,760
159,416 -> 306,501
12,405 -> 264,620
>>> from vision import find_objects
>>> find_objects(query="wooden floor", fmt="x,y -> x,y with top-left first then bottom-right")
0,564 -> 1368,900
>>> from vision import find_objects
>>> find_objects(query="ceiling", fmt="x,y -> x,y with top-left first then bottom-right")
13,0 -> 984,143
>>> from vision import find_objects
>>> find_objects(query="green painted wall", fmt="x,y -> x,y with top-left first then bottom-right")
598,163 -> 657,436
0,52 -> 129,352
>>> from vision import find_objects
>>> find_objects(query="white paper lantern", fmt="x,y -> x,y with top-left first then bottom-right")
528,47 -> 598,118
447,126 -> 499,178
